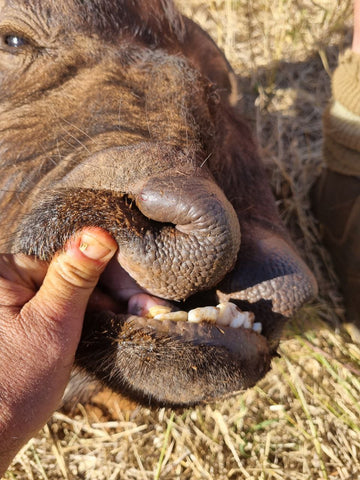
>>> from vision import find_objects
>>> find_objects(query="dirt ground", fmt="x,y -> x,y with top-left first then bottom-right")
5,1 -> 360,479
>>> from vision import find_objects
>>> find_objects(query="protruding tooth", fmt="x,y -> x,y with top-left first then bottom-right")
252,322 -> 262,334
217,302 -> 241,326
147,305 -> 172,318
229,311 -> 255,329
154,311 -> 188,322
216,302 -> 255,329
243,311 -> 255,329
188,306 -> 219,324
229,314 -> 245,328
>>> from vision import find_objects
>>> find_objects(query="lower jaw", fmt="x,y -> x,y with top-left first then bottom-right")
77,288 -> 275,407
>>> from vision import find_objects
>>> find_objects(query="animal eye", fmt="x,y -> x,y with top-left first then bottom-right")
4,34 -> 27,49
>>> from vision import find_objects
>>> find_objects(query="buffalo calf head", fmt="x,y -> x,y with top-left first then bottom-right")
0,0 -> 317,406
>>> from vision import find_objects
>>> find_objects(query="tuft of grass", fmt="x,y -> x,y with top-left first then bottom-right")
6,1 -> 360,479
154,412 -> 175,480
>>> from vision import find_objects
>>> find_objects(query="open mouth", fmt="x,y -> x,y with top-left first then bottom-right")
92,253 -> 266,337
16,185 -> 314,406
76,254 -> 274,407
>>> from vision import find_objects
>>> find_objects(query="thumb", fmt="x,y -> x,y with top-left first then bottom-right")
28,228 -> 117,329
0,230 -> 117,470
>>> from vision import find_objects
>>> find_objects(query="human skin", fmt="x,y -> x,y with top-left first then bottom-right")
353,0 -> 360,53
0,229 -> 117,477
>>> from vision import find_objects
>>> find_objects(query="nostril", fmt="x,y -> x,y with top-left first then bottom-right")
134,174 -> 241,260
124,174 -> 241,300
135,176 -> 189,225
135,175 -> 234,229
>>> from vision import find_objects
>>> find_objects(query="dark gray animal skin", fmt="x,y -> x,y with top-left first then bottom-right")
0,0 -> 317,406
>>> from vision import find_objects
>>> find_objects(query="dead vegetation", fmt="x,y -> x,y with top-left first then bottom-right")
5,1 -> 360,479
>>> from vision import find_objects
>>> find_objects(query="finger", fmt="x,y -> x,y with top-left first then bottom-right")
24,228 -> 117,330
0,231 -> 117,471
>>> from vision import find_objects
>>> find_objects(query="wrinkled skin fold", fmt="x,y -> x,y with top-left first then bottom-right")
0,0 -> 317,406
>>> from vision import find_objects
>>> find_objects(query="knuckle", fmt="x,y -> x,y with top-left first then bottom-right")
56,258 -> 100,289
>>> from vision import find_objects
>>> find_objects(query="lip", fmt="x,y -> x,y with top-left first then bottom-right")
78,309 -> 272,407
13,186 -> 278,404
77,256 -> 275,406
95,254 -> 273,346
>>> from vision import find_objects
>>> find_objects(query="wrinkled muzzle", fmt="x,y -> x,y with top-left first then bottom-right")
13,142 -> 314,407
120,173 -> 241,300
17,143 -> 241,301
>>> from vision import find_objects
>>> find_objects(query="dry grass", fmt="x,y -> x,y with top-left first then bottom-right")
5,1 -> 360,479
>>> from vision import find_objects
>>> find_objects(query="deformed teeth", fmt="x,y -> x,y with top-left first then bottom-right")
252,322 -> 263,334
188,306 -> 219,324
217,302 -> 243,326
229,311 -> 255,329
216,302 -> 255,329
146,301 -> 262,332
147,305 -> 172,318
154,311 -> 188,322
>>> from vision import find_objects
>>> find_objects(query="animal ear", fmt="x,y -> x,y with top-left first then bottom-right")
180,17 -> 238,106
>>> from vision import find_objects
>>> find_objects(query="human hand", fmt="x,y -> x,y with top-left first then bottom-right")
353,0 -> 360,54
0,229 -> 117,476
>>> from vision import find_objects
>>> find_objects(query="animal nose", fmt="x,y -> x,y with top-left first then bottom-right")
123,174 -> 241,300
53,143 -> 242,301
